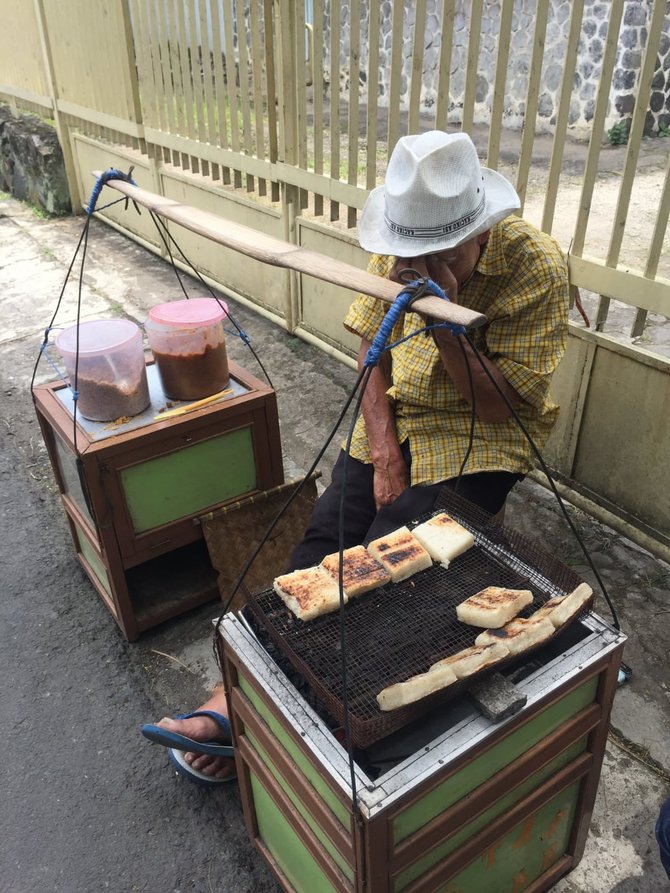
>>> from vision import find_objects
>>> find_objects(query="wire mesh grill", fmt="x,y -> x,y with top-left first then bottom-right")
247,490 -> 591,748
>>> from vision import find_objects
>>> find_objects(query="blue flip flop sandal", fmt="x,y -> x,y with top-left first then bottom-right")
141,710 -> 234,758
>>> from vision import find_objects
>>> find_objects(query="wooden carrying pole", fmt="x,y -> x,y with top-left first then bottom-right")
94,174 -> 487,330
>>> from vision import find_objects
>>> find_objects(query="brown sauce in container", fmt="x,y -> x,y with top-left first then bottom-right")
153,341 -> 230,400
76,375 -> 151,421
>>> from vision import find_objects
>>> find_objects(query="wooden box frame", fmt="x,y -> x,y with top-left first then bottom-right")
33,360 -> 283,639
218,612 -> 625,893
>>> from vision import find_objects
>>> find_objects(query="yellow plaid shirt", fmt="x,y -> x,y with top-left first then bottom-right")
343,216 -> 569,484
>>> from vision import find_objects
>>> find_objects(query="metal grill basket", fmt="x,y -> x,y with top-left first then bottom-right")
246,490 -> 591,748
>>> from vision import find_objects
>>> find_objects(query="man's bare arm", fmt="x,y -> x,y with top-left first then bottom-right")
357,338 -> 409,508
431,329 -> 522,423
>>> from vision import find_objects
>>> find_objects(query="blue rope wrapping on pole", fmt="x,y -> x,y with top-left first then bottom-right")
85,168 -> 137,216
363,277 -> 466,367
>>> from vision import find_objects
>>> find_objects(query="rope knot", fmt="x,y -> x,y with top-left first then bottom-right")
364,276 -> 465,367
86,168 -> 137,216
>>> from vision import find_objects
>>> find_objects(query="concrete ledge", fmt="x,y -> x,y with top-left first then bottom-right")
0,104 -> 71,215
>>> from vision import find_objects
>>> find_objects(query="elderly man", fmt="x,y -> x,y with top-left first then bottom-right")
142,131 -> 569,784
290,130 -> 568,568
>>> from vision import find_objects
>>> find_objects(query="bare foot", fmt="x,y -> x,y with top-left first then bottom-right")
157,690 -> 236,780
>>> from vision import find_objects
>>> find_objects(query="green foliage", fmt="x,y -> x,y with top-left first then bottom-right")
607,119 -> 630,146
657,121 -> 670,138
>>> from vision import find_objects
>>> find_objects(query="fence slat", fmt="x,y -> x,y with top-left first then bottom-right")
387,1 -> 404,154
571,0 -> 625,258
176,0 -> 199,171
222,0 -> 242,187
633,152 -> 670,335
263,0 -> 279,202
365,0 -> 381,191
347,0 -> 361,226
408,0 -> 428,136
434,0 -> 455,131
541,0 -> 585,233
607,0 -> 667,266
154,0 -> 175,162
132,0 -> 160,131
487,0 -> 515,169
234,0 -> 254,190
516,0 -> 550,211
598,0 -> 667,329
191,0 -> 208,150
329,0 -> 341,220
162,0 -> 183,165
199,0 -> 217,178
462,0 -> 483,134
210,0 -> 231,183
295,0 -> 308,208
313,0 -> 326,214
249,0 -> 267,195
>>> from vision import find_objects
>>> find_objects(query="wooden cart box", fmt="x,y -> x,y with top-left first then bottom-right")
33,360 -> 283,640
218,612 -> 625,893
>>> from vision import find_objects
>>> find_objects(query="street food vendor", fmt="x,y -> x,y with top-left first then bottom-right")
141,130 -> 570,784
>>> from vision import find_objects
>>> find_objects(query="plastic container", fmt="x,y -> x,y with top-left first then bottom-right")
145,298 -> 230,401
55,319 -> 150,421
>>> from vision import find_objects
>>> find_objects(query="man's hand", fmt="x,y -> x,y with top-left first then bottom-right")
389,232 -> 489,301
372,448 -> 409,510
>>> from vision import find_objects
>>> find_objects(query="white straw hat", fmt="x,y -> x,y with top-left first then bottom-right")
358,131 -> 520,256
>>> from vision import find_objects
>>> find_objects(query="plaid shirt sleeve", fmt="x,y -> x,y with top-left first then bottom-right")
483,230 -> 568,409
343,254 -> 401,343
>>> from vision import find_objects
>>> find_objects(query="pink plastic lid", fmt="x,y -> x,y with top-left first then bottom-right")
55,319 -> 140,355
148,298 -> 228,327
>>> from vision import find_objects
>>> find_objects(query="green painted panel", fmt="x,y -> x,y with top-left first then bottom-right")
394,677 -> 598,844
238,674 -> 352,828
250,772 -> 341,893
247,729 -> 355,882
120,427 -> 256,532
75,523 -> 112,596
396,737 -> 587,890
435,782 -> 580,893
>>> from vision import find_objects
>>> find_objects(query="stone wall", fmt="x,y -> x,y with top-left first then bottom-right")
0,105 -> 71,215
329,0 -> 670,136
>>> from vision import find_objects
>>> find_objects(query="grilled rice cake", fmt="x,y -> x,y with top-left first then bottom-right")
377,663 -> 458,711
456,586 -> 534,629
411,511 -> 475,567
273,565 -> 345,621
532,583 -> 593,629
320,545 -> 391,598
367,526 -> 433,582
475,615 -> 555,655
430,641 -> 510,679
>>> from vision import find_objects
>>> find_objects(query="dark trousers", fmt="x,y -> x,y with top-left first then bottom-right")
289,442 -> 523,571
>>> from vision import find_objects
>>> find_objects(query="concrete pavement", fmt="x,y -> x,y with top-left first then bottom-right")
1,193 -> 669,892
